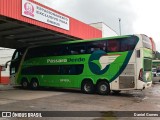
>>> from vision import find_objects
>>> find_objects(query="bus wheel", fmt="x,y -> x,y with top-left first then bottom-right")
112,90 -> 121,94
81,80 -> 95,94
97,81 -> 110,95
30,79 -> 39,90
21,78 -> 29,89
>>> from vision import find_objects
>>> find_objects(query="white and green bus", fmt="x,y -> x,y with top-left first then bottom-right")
8,34 -> 153,95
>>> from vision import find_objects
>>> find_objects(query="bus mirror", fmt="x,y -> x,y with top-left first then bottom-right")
5,59 -> 17,69
5,60 -> 12,68
137,50 -> 140,58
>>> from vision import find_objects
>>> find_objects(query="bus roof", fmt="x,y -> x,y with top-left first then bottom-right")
58,35 -> 131,44
29,35 -> 134,48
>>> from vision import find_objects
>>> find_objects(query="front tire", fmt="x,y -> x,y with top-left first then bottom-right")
97,81 -> 110,95
81,80 -> 95,94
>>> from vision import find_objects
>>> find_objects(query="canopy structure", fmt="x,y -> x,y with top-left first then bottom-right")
0,0 -> 102,49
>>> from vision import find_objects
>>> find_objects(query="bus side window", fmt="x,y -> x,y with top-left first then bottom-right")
87,41 -> 107,53
53,45 -> 69,55
120,38 -> 137,52
108,40 -> 120,52
80,49 -> 86,54
60,65 -> 84,75
90,48 -> 95,53
63,45 -> 69,55
69,66 -> 76,74
70,50 -> 78,55
120,39 -> 128,51
137,50 -> 140,58
69,43 -> 86,55
69,44 -> 79,55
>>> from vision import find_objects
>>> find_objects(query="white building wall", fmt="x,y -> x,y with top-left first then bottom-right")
90,22 -> 118,37
0,48 -> 14,76
0,48 -> 14,64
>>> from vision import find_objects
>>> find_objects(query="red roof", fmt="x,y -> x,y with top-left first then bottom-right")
0,0 -> 102,40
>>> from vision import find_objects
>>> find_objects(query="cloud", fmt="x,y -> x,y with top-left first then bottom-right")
131,0 -> 160,51
36,0 -> 137,35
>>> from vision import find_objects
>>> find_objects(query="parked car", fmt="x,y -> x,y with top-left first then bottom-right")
156,72 -> 160,77
152,68 -> 157,77
152,69 -> 160,83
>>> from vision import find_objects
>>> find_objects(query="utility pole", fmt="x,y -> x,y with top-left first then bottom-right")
118,18 -> 121,35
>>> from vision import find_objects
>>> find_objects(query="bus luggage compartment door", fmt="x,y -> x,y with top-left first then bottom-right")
119,64 -> 135,89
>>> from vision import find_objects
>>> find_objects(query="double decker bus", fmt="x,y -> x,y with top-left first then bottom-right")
8,34 -> 153,95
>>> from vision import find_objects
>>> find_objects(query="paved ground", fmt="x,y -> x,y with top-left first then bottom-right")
0,83 -> 160,120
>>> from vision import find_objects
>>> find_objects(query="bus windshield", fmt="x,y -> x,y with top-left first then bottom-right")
10,48 -> 26,75
144,59 -> 152,71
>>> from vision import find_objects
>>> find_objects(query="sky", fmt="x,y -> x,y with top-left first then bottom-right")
35,0 -> 160,52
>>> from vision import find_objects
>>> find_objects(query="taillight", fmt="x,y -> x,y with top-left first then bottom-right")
139,68 -> 143,81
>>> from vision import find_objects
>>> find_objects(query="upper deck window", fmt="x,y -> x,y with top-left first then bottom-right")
107,36 -> 138,52
142,35 -> 152,49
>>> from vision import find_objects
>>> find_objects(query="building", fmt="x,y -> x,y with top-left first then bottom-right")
90,22 -> 118,37
0,48 -> 14,84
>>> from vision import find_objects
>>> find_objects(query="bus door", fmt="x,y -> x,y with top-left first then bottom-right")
119,63 -> 135,89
